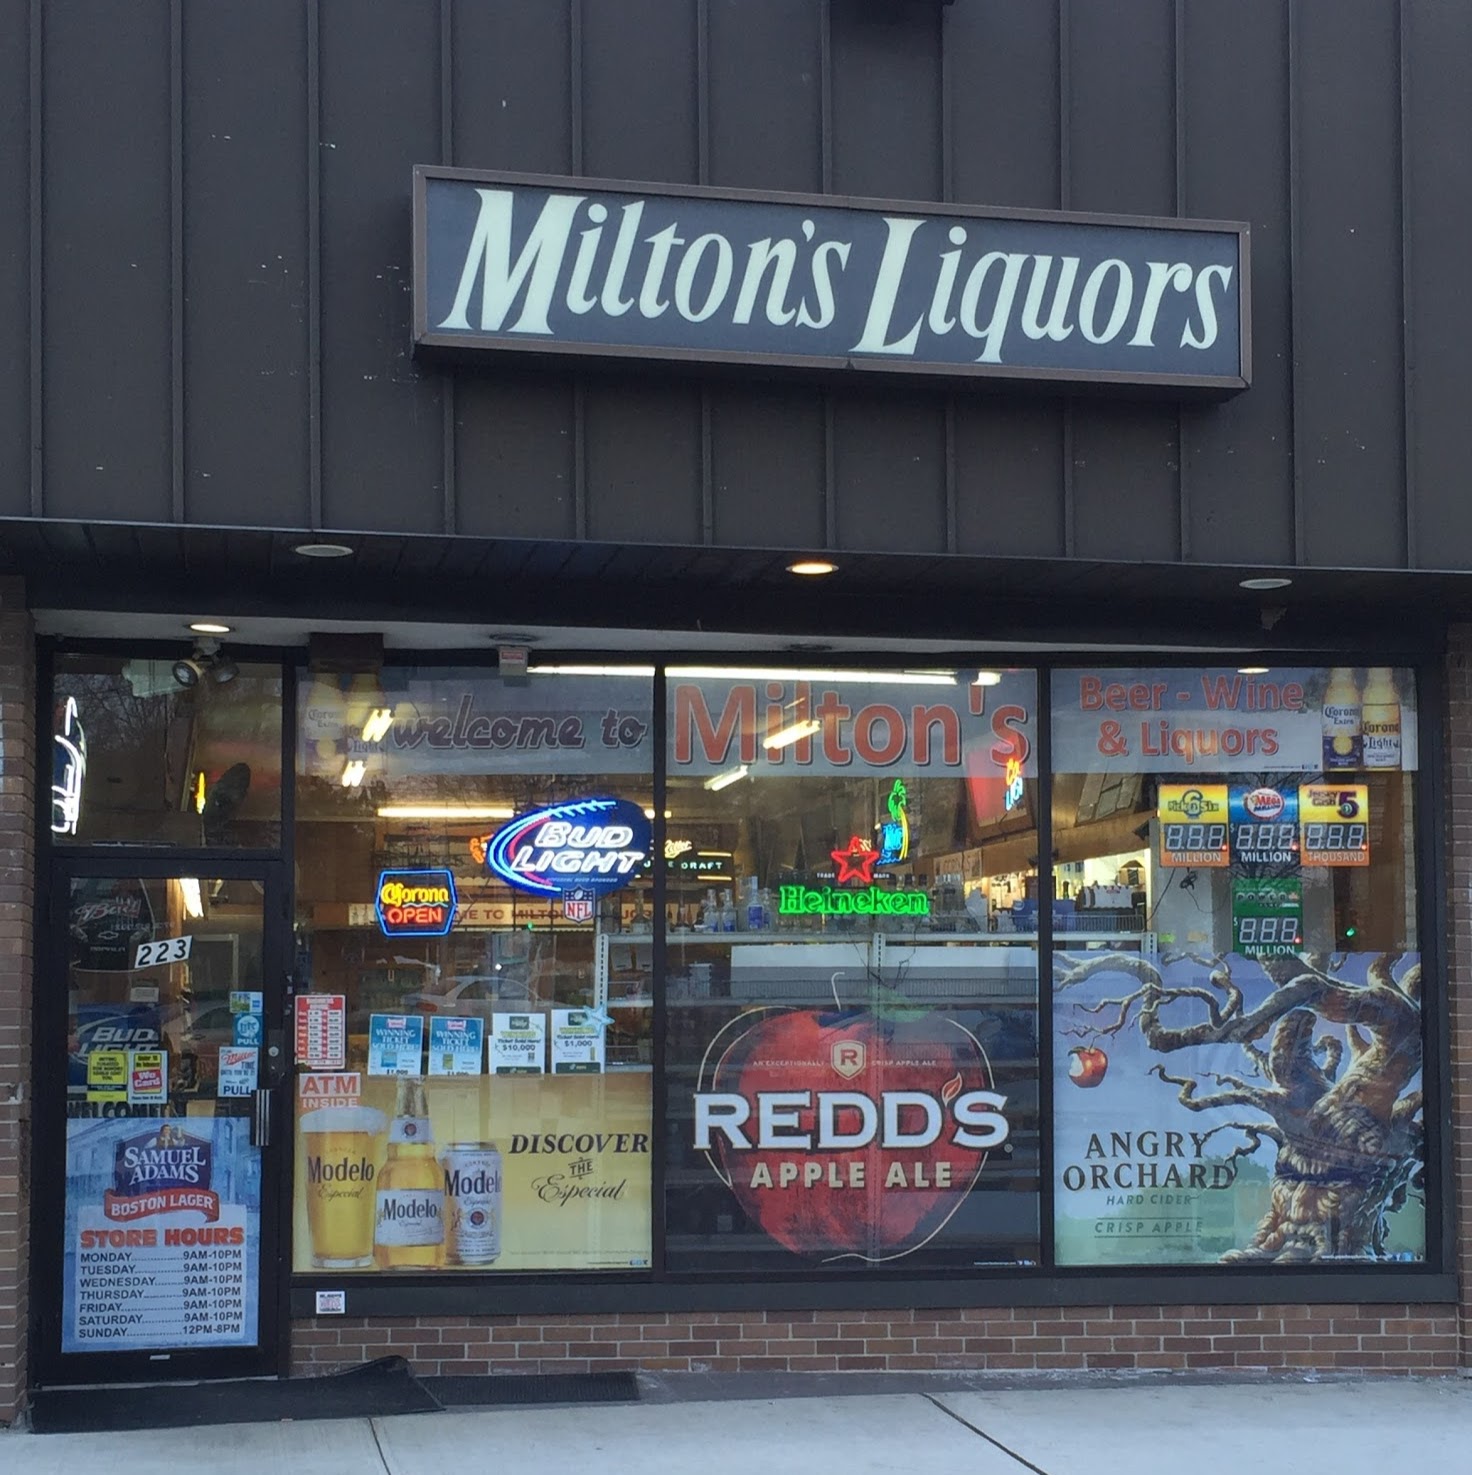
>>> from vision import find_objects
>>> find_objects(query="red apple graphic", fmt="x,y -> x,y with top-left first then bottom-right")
1068,1045 -> 1108,1088
698,1007 -> 1007,1263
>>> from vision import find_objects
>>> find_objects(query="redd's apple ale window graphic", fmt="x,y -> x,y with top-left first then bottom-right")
690,982 -> 1031,1266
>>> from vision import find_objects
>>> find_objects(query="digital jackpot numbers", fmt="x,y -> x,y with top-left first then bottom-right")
1157,784 -> 1230,867
1297,785 -> 1370,866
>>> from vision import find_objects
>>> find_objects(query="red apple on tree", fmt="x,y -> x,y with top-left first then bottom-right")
1068,1045 -> 1108,1088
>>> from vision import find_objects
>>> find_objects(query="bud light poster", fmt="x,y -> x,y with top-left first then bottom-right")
63,1116 -> 260,1352
668,975 -> 1040,1273
1053,949 -> 1425,1265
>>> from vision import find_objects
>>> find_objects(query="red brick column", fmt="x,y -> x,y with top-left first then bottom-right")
1446,628 -> 1472,1370
0,577 -> 35,1424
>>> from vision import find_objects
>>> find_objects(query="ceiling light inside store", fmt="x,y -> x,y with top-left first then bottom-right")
188,621 -> 232,635
703,766 -> 750,791
1239,575 -> 1293,590
642,808 -> 673,819
973,670 -> 1003,687
341,760 -> 366,788
376,804 -> 515,820
529,665 -> 657,677
292,542 -> 355,559
669,667 -> 956,686
763,718 -> 822,751
786,559 -> 838,576
179,877 -> 204,919
360,708 -> 395,743
1237,666 -> 1271,676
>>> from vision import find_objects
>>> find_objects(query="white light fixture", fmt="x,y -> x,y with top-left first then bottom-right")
179,877 -> 204,919
786,559 -> 839,576
376,804 -> 515,819
1237,666 -> 1271,676
360,707 -> 395,743
703,766 -> 750,791
292,541 -> 354,559
529,665 -> 657,677
188,621 -> 233,635
1239,575 -> 1293,591
973,670 -> 1003,687
341,760 -> 366,788
668,666 -> 956,686
763,718 -> 822,751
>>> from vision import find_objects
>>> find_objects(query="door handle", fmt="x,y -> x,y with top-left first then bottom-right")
250,1087 -> 272,1148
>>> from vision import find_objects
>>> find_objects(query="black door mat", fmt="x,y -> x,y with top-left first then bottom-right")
423,1370 -> 641,1408
28,1355 -> 442,1434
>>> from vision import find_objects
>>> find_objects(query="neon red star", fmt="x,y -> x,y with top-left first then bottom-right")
831,835 -> 878,885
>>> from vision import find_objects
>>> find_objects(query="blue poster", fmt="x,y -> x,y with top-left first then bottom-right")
368,1013 -> 426,1076
62,1116 -> 260,1353
427,1015 -> 484,1076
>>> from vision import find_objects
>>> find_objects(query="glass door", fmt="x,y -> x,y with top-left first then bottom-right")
37,861 -> 288,1383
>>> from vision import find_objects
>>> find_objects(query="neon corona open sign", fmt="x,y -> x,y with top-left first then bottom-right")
375,869 -> 458,937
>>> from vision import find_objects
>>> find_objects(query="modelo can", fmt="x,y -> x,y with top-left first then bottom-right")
442,1142 -> 502,1265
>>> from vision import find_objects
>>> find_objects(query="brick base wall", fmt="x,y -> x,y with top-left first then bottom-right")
0,578 -> 35,1426
291,1303 -> 1460,1378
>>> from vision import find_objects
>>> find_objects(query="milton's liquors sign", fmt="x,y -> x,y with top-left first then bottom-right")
413,167 -> 1249,394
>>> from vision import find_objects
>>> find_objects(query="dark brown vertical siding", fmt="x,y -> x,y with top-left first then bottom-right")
1066,0 -> 1182,564
315,0 -> 444,534
181,1 -> 310,531
1403,0 -> 1472,569
1292,0 -> 1406,569
1179,0 -> 1294,568
450,3 -> 578,542
42,0 -> 173,523
10,0 -> 1472,578
0,0 -> 30,516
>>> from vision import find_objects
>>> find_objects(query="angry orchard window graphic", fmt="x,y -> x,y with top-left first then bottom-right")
1053,949 -> 1425,1266
692,976 -> 1016,1264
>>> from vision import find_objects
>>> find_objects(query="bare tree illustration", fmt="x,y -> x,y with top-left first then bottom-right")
1055,950 -> 1423,1262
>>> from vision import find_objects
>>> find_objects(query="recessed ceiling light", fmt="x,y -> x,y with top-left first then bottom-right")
973,670 -> 1003,687
1237,666 -> 1271,676
1239,575 -> 1293,591
292,541 -> 354,559
487,631 -> 540,644
787,559 -> 839,576
188,621 -> 232,635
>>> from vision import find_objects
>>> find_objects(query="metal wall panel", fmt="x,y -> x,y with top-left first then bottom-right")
832,392 -> 947,554
41,0 -> 173,523
181,1 -> 310,530
1179,0 -> 1294,567
583,383 -> 703,546
1066,0 -> 1182,563
1293,0 -> 1407,569
0,0 -> 30,515
316,0 -> 445,533
1403,0 -> 1472,569
710,387 -> 826,552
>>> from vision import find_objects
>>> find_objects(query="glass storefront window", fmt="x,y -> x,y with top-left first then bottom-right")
661,666 -> 1042,1273
1050,666 -> 1425,1267
52,653 -> 284,848
291,665 -> 655,1274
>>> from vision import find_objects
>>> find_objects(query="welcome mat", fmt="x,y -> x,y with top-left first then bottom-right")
424,1370 -> 641,1407
28,1356 -> 441,1433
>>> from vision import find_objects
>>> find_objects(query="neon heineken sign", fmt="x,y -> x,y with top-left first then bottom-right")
778,885 -> 930,918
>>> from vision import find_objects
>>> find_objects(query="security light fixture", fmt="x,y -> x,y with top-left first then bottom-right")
172,638 -> 238,688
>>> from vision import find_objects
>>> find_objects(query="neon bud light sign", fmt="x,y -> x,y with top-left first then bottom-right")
486,797 -> 651,899
376,869 -> 458,937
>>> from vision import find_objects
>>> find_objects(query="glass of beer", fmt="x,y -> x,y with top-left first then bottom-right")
301,1106 -> 387,1268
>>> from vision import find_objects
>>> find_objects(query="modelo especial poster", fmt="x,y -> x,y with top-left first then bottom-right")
1053,948 -> 1424,1265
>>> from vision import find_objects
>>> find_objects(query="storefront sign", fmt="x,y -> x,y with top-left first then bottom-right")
415,169 -> 1249,394
1229,785 -> 1299,865
489,1013 -> 546,1075
428,1016 -> 485,1076
778,884 -> 930,918
485,798 -> 651,913
1231,879 -> 1304,958
217,1046 -> 260,1098
375,869 -> 458,937
1299,784 -> 1370,866
51,696 -> 88,836
368,1014 -> 426,1076
126,1050 -> 169,1106
295,994 -> 347,1072
550,1009 -> 605,1074
1156,784 -> 1230,867
63,1117 -> 259,1352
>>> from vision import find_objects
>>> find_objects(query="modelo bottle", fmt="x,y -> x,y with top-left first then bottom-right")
1321,667 -> 1362,770
1361,667 -> 1402,769
374,1077 -> 445,1268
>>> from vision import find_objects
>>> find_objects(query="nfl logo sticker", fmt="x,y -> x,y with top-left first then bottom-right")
562,887 -> 595,923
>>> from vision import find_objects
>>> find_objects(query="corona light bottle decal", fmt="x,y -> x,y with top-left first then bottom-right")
374,1078 -> 444,1267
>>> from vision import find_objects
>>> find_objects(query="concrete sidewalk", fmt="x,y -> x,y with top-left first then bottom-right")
3,1375 -> 1469,1474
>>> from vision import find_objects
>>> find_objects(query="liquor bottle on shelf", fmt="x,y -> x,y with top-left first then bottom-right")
374,1077 -> 445,1269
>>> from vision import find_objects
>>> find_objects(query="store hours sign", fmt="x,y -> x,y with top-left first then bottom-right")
414,167 -> 1249,394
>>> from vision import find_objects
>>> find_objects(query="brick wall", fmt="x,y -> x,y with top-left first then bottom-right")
1446,626 -> 1472,1371
0,577 -> 34,1426
291,1303 -> 1460,1377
